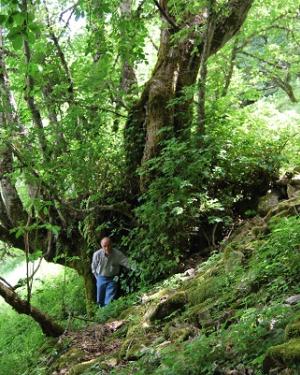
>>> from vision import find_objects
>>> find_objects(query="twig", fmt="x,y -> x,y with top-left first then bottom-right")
70,313 -> 99,323
59,1 -> 80,22
136,0 -> 147,17
152,0 -> 179,31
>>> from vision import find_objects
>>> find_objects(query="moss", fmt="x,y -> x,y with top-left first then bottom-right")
223,250 -> 244,272
126,323 -> 150,337
265,196 -> 300,222
263,339 -> 300,373
285,321 -> 300,340
168,326 -> 198,343
119,336 -> 152,360
69,358 -> 99,375
183,301 -> 214,327
187,278 -> 218,306
145,291 -> 187,322
55,348 -> 86,370
118,305 -> 144,320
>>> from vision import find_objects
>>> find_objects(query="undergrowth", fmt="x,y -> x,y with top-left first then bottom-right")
109,215 -> 300,375
0,268 -> 86,375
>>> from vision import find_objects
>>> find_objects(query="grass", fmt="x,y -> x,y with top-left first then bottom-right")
0,267 -> 86,375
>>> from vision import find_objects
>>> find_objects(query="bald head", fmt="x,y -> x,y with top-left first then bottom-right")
101,237 -> 112,255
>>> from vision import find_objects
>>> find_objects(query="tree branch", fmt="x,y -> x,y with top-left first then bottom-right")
0,279 -> 64,337
152,0 -> 179,31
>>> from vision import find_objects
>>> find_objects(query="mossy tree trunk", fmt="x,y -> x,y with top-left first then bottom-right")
124,0 -> 254,192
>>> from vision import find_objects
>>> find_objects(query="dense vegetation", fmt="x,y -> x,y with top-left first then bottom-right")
0,0 -> 300,373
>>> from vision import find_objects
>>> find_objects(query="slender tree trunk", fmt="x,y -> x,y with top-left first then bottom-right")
221,38 -> 239,97
198,2 -> 216,135
0,32 -> 27,227
273,75 -> 298,103
22,0 -> 48,158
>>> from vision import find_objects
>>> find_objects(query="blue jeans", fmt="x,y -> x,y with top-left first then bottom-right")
96,275 -> 118,307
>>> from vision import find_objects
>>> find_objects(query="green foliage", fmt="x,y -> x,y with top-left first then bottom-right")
0,266 -> 86,375
111,215 -> 300,375
94,291 -> 140,324
32,268 -> 86,320
127,104 -> 287,284
151,304 -> 292,375
0,305 -> 46,375
0,246 -> 23,273
249,216 -> 300,296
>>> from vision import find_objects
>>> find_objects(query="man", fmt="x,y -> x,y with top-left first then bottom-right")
91,237 -> 132,307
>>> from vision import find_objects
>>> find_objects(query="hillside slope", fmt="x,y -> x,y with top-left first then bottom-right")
34,194 -> 300,375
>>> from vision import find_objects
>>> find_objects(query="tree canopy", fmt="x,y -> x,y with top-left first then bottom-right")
0,0 -> 299,325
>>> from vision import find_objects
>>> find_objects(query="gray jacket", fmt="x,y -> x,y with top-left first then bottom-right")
91,248 -> 130,277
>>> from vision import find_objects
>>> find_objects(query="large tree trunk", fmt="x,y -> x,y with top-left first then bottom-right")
124,0 -> 254,192
0,279 -> 64,337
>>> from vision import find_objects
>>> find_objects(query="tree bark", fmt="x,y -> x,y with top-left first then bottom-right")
198,1 -> 216,135
221,38 -> 239,97
22,0 -> 48,158
124,0 -> 254,191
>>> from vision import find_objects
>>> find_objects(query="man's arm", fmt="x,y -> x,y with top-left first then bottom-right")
91,251 -> 100,276
117,250 -> 136,271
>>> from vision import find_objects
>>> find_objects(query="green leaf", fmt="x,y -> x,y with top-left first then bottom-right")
0,14 -> 7,25
13,13 -> 25,26
26,31 -> 36,44
11,35 -> 23,50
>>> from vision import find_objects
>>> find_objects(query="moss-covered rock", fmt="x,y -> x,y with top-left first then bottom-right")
187,278 -> 218,306
69,358 -> 99,375
183,301 -> 214,327
285,320 -> 300,340
145,291 -> 187,321
263,339 -> 300,373
54,348 -> 86,371
265,196 -> 300,222
168,325 -> 199,343
119,336 -> 152,360
258,191 -> 280,216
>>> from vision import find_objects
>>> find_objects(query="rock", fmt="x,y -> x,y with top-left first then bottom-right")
265,196 -> 300,222
290,174 -> 300,186
101,358 -> 118,369
287,183 -> 300,199
285,320 -> 300,340
69,359 -> 98,375
156,340 -> 171,350
181,268 -> 196,280
168,325 -> 199,343
263,338 -> 300,373
258,191 -> 280,216
285,295 -> 300,305
55,348 -> 86,372
144,291 -> 187,321
277,171 -> 300,199
141,288 -> 170,304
